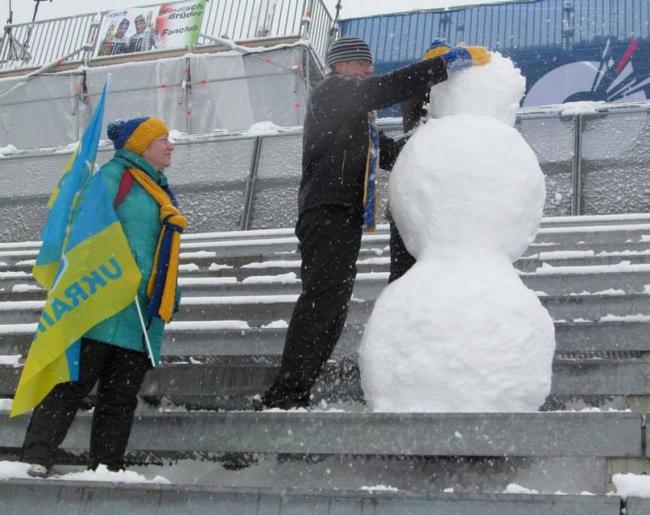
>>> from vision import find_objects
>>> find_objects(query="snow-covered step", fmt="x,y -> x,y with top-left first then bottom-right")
517,250 -> 650,272
3,217 -> 650,266
1,356 -> 648,407
0,411 -> 641,497
6,255 -> 650,306
2,292 -> 650,326
5,264 -> 650,304
2,319 -> 649,358
4,213 -> 647,252
0,323 -> 365,357
2,213 -> 649,252
0,411 -> 641,460
0,234 -> 388,267
0,480 -> 623,515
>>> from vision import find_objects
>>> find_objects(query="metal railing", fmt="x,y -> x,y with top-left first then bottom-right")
0,0 -> 333,72
0,12 -> 98,69
2,101 -> 650,242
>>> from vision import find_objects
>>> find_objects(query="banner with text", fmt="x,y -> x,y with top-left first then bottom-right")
96,0 -> 206,57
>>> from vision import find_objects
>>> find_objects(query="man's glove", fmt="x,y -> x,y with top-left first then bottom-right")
441,45 -> 491,70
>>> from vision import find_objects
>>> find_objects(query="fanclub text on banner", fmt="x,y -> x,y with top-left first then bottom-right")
11,83 -> 141,417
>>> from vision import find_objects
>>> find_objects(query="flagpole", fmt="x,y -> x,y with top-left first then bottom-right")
134,296 -> 157,367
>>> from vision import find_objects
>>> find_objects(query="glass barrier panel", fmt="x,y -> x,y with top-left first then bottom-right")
517,116 -> 575,216
580,109 -> 650,215
249,133 -> 302,229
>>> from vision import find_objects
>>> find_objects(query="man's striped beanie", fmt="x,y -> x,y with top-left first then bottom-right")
326,36 -> 373,67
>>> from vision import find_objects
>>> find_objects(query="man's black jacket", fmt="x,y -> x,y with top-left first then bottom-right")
298,56 -> 448,218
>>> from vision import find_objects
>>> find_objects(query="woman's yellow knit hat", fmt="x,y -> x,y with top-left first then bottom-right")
107,117 -> 169,155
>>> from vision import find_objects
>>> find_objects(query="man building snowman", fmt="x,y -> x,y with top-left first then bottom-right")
261,36 -> 491,410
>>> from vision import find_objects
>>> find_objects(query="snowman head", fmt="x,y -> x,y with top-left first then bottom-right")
428,51 -> 525,127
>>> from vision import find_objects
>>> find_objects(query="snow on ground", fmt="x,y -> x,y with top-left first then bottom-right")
242,273 -> 298,284
0,462 -> 170,484
11,284 -> 41,293
178,263 -> 200,272
208,263 -> 234,271
504,483 -> 539,494
166,320 -> 250,331
0,323 -> 36,334
54,465 -> 170,484
180,295 -> 297,305
0,355 -> 21,366
178,277 -> 238,285
261,320 -> 289,329
361,484 -> 399,492
613,473 -> 650,499
0,144 -> 19,157
242,260 -> 300,269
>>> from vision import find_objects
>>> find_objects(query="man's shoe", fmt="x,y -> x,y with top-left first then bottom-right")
26,464 -> 48,478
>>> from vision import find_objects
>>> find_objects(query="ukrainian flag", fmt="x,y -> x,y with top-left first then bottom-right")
11,82 -> 141,417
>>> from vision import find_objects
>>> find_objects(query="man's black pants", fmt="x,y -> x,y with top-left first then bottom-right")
388,217 -> 416,283
21,338 -> 150,470
264,206 -> 363,407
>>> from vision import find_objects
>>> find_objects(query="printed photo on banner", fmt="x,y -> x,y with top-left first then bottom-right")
96,0 -> 206,57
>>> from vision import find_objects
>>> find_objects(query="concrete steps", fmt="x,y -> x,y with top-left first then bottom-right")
2,215 -> 650,510
2,291 -> 650,326
2,319 -> 650,357
0,411 -> 643,498
0,481 -> 625,515
4,263 -> 650,300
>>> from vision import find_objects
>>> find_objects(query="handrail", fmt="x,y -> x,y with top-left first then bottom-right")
0,0 -> 333,73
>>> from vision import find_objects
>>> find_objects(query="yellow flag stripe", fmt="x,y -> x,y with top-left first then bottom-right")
11,222 -> 140,416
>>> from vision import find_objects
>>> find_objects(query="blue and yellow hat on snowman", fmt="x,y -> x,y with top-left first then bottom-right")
423,39 -> 491,69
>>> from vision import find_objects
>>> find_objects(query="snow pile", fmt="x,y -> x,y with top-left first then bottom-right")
0,355 -> 21,366
361,484 -> 399,492
560,101 -> 605,116
262,320 -> 289,329
360,52 -> 555,412
0,144 -> 20,157
613,473 -> 650,499
504,483 -> 539,494
58,465 -> 170,484
247,121 -> 283,135
0,462 -> 170,484
0,461 -> 30,480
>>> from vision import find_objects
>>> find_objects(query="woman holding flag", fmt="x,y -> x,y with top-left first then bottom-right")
20,116 -> 185,478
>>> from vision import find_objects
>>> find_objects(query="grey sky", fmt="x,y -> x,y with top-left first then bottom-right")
4,0 -> 496,25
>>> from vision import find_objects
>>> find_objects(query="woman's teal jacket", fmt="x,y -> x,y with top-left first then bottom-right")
84,149 -> 175,365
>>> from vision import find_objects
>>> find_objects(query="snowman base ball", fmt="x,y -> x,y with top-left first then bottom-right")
359,256 -> 556,413
359,53 -> 556,413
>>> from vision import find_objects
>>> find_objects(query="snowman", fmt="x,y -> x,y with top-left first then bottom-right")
359,53 -> 556,412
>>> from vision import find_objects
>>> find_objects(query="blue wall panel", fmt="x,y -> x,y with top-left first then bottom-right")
340,0 -> 650,112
